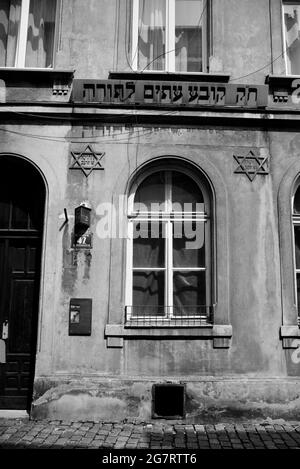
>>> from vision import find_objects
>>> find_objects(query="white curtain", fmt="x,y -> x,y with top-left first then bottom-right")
0,0 -> 56,67
0,0 -> 21,67
25,0 -> 56,68
175,0 -> 203,72
138,0 -> 165,70
284,5 -> 300,74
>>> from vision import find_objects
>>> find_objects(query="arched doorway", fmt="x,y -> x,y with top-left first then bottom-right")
0,156 -> 45,411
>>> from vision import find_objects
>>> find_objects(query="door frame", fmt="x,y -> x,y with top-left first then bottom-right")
0,153 -> 48,411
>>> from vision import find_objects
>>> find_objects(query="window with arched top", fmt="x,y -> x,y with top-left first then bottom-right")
126,164 -> 213,325
292,181 -> 300,322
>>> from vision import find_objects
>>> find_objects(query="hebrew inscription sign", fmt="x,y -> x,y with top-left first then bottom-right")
73,80 -> 269,108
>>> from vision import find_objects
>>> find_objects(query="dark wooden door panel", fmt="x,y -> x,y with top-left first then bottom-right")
0,239 -> 41,410
0,241 -> 6,320
0,397 -> 28,409
9,279 -> 35,354
3,355 -> 31,394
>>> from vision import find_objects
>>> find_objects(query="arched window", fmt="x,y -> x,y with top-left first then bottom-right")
293,181 -> 300,323
126,163 -> 213,325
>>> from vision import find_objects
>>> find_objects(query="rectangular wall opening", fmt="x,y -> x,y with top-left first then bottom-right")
152,383 -> 185,419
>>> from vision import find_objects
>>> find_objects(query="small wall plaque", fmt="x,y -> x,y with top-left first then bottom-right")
70,145 -> 105,177
73,230 -> 93,249
69,298 -> 92,336
233,150 -> 269,181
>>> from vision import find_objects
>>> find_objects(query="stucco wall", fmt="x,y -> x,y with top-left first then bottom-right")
1,118 -> 300,419
54,0 -> 284,83
0,0 -> 299,421
213,0 -> 274,82
0,123 -> 294,375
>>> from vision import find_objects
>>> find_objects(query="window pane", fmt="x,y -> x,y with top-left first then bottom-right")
132,270 -> 165,315
173,271 -> 206,314
284,4 -> 300,74
0,198 -> 10,228
0,0 -> 21,67
133,221 -> 165,268
172,171 -> 204,212
294,226 -> 300,269
175,0 -> 203,72
0,175 -> 10,228
294,185 -> 300,215
10,183 -> 42,230
297,273 -> 300,318
173,221 -> 205,267
134,172 -> 165,212
28,192 -> 43,230
25,0 -> 56,68
11,193 -> 29,229
138,0 -> 166,71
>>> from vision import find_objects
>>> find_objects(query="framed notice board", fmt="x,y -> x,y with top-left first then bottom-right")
69,298 -> 92,336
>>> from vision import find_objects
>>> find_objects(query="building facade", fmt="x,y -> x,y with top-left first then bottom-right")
1,0 -> 300,421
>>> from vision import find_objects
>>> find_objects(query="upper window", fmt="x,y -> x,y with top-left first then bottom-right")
0,0 -> 57,68
131,0 -> 210,72
283,1 -> 300,74
126,165 -> 213,325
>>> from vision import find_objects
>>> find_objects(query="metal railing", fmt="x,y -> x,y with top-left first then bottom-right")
125,305 -> 214,327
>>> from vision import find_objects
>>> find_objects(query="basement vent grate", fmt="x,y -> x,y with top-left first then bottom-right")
152,383 -> 185,419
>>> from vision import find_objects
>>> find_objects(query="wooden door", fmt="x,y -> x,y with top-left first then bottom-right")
0,157 -> 44,410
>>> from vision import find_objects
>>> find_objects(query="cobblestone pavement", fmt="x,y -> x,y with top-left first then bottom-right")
0,419 -> 300,449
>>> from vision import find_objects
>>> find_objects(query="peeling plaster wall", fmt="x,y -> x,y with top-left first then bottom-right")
56,0 -> 119,78
31,378 -> 300,422
212,0 -> 275,82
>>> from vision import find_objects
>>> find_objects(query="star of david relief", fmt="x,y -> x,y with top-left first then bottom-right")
70,145 -> 105,177
233,150 -> 269,182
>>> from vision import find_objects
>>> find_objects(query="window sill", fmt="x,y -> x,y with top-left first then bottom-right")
265,74 -> 300,86
265,74 -> 300,108
280,325 -> 300,349
105,323 -> 232,349
109,71 -> 231,83
0,69 -> 74,103
0,67 -> 75,74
